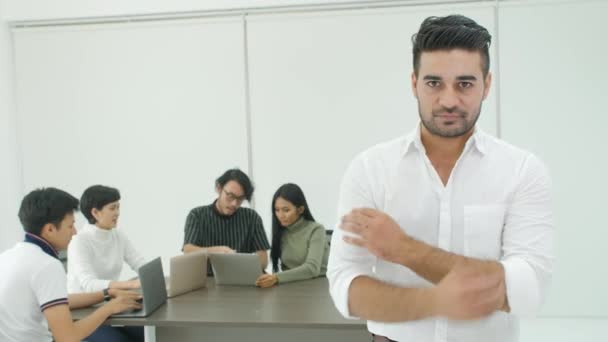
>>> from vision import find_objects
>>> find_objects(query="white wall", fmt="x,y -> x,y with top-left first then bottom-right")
498,1 -> 608,340
0,0 -> 22,251
12,17 -> 250,278
1,0 -> 424,22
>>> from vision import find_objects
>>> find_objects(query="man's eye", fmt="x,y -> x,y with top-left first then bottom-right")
460,82 -> 473,89
427,81 -> 440,88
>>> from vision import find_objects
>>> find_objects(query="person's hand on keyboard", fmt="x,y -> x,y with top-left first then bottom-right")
108,288 -> 141,300
105,294 -> 143,314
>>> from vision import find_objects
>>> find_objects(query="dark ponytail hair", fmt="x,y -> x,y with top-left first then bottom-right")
270,183 -> 315,272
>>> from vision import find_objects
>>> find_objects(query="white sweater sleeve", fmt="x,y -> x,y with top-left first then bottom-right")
121,232 -> 147,272
67,237 -> 111,293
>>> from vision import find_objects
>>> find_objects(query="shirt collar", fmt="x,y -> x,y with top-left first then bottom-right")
83,222 -> 113,241
401,123 -> 488,156
24,233 -> 59,259
211,199 -> 235,219
470,127 -> 487,155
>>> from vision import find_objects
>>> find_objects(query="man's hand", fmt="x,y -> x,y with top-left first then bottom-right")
109,278 -> 140,290
104,295 -> 142,315
207,246 -> 236,254
340,208 -> 411,264
431,261 -> 506,320
108,289 -> 142,300
255,274 -> 278,288
123,279 -> 140,289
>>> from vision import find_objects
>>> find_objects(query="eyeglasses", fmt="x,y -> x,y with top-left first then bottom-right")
223,189 -> 246,203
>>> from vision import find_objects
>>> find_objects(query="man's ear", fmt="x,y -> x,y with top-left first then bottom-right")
482,71 -> 492,100
215,183 -> 222,195
39,223 -> 56,240
411,71 -> 419,99
298,206 -> 305,215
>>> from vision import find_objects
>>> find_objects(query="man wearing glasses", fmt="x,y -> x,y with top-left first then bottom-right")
183,168 -> 270,272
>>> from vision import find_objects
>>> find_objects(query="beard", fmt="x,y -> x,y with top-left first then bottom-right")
418,102 -> 482,138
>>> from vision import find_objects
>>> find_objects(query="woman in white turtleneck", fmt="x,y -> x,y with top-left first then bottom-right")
67,185 -> 146,342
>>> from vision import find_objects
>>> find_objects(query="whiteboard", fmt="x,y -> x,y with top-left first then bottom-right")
247,4 -> 497,235
498,0 -> 608,317
13,17 -> 249,276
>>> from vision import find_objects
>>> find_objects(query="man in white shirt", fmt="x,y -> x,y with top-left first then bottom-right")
0,187 -> 141,342
327,14 -> 554,342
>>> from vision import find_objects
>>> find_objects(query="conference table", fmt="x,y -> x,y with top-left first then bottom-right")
72,277 -> 369,342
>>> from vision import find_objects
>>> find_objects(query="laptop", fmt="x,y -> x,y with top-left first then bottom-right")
112,257 -> 167,317
208,253 -> 263,286
166,251 -> 208,298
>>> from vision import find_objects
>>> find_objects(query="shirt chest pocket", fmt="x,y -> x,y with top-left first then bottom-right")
463,204 -> 506,260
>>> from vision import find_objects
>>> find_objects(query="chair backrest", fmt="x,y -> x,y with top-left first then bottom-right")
325,229 -> 334,245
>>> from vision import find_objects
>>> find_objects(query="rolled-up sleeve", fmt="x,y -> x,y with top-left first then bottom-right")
500,154 -> 555,317
328,152 -> 379,319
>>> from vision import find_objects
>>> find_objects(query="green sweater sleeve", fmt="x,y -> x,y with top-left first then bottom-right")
276,225 -> 326,284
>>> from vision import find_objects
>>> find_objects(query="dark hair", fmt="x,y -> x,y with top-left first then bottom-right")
18,187 -> 79,236
80,185 -> 121,224
216,168 -> 254,201
270,183 -> 315,273
412,14 -> 492,76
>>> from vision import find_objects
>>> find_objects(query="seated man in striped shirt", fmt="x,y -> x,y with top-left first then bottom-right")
183,168 -> 270,273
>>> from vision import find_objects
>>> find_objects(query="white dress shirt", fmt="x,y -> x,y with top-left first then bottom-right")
67,223 -> 147,293
328,125 -> 554,342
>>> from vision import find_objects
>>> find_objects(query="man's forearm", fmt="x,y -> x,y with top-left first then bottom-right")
400,238 -> 510,311
183,244 -> 204,253
68,292 -> 103,309
397,238 -> 462,283
71,305 -> 113,340
348,275 -> 435,322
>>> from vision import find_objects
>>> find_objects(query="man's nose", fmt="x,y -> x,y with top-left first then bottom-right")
438,87 -> 460,109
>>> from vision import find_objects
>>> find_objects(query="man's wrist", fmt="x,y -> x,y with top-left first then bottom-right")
397,235 -> 422,266
102,288 -> 111,301
424,287 -> 440,318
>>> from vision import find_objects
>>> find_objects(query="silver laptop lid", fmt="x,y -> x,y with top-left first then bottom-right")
208,253 -> 262,286
168,252 -> 207,297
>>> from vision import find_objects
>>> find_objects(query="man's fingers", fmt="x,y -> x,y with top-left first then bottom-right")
339,221 -> 365,235
345,210 -> 370,224
126,293 -> 142,300
471,272 -> 503,291
343,235 -> 366,248
353,208 -> 379,218
469,285 -> 503,316
341,215 -> 366,232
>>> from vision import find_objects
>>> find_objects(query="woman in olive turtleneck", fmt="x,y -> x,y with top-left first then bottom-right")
255,183 -> 330,288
